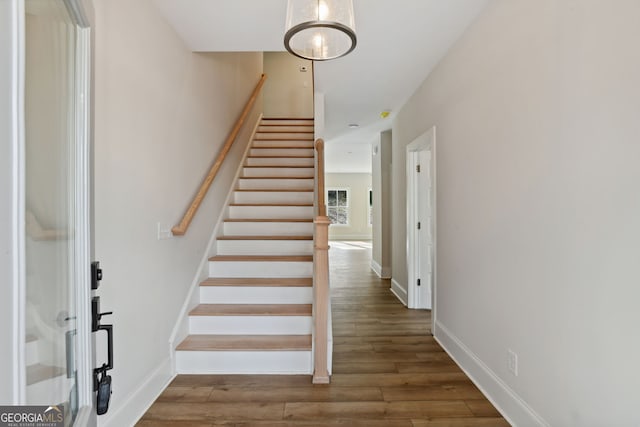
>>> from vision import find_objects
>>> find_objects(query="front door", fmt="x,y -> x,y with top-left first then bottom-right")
23,0 -> 95,424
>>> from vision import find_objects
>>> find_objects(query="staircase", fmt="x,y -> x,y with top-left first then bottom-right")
175,118 -> 317,374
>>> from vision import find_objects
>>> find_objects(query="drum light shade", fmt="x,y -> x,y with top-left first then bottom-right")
284,0 -> 357,61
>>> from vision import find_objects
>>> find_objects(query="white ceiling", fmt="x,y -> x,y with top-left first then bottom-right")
152,0 -> 488,173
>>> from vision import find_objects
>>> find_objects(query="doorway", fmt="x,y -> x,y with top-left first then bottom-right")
406,128 -> 436,322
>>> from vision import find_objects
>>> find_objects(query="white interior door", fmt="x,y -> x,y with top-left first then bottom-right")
406,128 -> 436,312
416,150 -> 433,309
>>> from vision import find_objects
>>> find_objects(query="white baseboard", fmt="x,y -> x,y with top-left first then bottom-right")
99,357 -> 174,427
371,259 -> 391,279
434,321 -> 549,427
371,259 -> 382,277
390,279 -> 408,306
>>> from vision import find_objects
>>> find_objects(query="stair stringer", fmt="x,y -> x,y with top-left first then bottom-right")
168,113 -> 263,373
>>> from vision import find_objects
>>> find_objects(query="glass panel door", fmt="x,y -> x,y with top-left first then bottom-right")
24,1 -> 83,423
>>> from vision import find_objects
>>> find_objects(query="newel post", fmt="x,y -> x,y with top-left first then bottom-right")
312,214 -> 331,384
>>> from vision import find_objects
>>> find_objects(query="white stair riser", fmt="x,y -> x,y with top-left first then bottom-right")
243,167 -> 314,178
26,339 -> 39,366
223,222 -> 313,236
189,316 -> 312,335
246,157 -> 314,167
250,148 -> 314,157
257,126 -> 313,133
175,350 -> 312,374
217,239 -> 313,256
253,140 -> 314,148
234,191 -> 313,204
199,286 -> 312,304
228,205 -> 313,219
238,178 -> 314,190
262,119 -> 313,126
27,374 -> 72,404
255,133 -> 313,140
209,260 -> 313,277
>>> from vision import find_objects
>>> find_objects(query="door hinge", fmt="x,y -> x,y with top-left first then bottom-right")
417,222 -> 421,230
416,164 -> 421,173
417,278 -> 421,287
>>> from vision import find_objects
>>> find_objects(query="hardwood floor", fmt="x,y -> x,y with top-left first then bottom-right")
138,241 -> 509,426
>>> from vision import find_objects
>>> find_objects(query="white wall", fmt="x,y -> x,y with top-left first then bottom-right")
0,0 -> 20,405
326,173 -> 372,241
371,131 -> 392,278
392,1 -> 640,426
93,0 -> 262,424
263,52 -> 313,118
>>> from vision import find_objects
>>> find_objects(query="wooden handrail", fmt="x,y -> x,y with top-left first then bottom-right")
313,138 -> 331,384
315,139 -> 326,216
172,73 -> 267,236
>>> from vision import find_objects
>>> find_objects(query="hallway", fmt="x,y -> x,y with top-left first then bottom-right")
138,241 -> 508,426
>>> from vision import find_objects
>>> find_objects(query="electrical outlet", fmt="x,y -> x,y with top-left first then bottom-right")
157,222 -> 173,240
507,349 -> 518,376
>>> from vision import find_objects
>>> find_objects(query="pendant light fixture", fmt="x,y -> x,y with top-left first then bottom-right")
284,0 -> 357,61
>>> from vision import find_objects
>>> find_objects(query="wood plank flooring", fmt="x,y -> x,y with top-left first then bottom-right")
138,241 -> 509,426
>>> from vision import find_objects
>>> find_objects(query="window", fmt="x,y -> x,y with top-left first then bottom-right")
327,189 -> 349,225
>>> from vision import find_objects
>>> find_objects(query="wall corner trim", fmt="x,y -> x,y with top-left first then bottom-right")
100,357 -> 174,427
371,260 -> 382,277
371,260 -> 391,279
434,321 -> 550,427
390,279 -> 408,306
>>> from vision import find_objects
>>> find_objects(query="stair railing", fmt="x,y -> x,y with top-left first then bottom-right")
172,73 -> 267,236
313,138 -> 331,384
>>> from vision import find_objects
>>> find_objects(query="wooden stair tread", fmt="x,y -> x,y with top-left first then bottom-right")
254,140 -> 314,143
224,218 -> 313,223
257,130 -> 314,134
229,203 -> 313,206
177,335 -> 312,351
262,117 -> 314,120
260,123 -> 314,126
190,304 -> 312,316
247,155 -> 314,158
250,146 -> 313,149
27,364 -> 65,385
235,189 -> 313,193
209,255 -> 313,262
243,165 -> 313,168
217,235 -> 313,240
240,176 -> 314,179
201,277 -> 312,287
